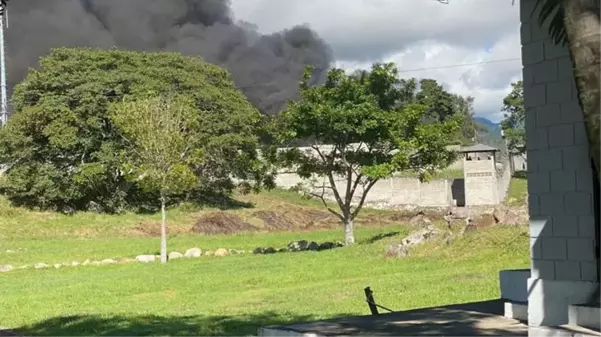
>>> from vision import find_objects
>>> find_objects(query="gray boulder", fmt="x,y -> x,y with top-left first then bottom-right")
318,242 -> 335,250
0,265 -> 13,273
168,252 -> 183,260
34,263 -> 48,269
307,241 -> 319,251
135,255 -> 156,263
184,248 -> 202,258
288,240 -> 309,252
386,244 -> 410,258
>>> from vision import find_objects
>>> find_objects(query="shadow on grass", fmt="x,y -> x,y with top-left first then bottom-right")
360,231 -> 400,244
195,193 -> 255,211
9,312 -> 350,336
5,300 -> 528,336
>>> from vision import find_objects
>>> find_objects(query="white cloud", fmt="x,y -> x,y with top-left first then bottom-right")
230,0 -> 523,122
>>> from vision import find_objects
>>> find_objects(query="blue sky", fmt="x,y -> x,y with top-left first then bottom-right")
230,0 -> 523,122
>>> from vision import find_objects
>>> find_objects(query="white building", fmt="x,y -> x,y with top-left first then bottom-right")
520,0 -> 600,334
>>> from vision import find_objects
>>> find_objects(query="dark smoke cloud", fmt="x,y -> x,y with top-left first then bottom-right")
6,0 -> 332,115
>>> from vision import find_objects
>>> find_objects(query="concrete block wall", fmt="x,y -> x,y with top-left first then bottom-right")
520,0 -> 599,329
274,172 -> 456,208
521,0 -> 597,285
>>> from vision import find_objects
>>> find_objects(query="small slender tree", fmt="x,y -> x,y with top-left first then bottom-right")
272,64 -> 459,245
110,95 -> 202,263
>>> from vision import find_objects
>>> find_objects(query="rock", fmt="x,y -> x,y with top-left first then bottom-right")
82,259 -> 92,266
400,225 -> 442,247
135,255 -> 156,263
318,242 -> 335,250
168,252 -> 184,260
100,259 -> 117,265
118,257 -> 135,264
34,263 -> 48,269
214,248 -> 229,257
334,241 -> 345,248
0,265 -> 13,273
492,207 -> 507,224
287,240 -> 309,252
71,261 -> 80,267
277,248 -> 288,253
204,250 -> 215,256
461,221 -> 477,236
229,249 -> 242,255
386,244 -> 410,258
90,261 -> 101,266
385,225 -> 442,258
253,247 -> 265,254
184,248 -> 202,258
495,206 -> 528,225
408,213 -> 432,228
472,214 -> 496,228
263,247 -> 276,254
17,265 -> 29,270
307,241 -> 319,251
54,263 -> 62,269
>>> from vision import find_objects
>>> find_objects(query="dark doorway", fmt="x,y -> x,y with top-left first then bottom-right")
592,161 -> 600,284
451,178 -> 465,207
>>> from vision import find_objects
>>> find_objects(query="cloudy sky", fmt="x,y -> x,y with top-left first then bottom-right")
230,0 -> 522,122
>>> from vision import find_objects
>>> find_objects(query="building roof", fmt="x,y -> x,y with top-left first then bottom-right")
458,144 -> 499,153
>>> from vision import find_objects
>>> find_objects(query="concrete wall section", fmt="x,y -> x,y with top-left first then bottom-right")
275,172 -> 457,208
520,0 -> 599,329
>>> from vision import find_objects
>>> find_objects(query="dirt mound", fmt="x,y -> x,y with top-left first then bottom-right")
192,213 -> 258,235
252,208 -> 335,231
133,221 -> 163,237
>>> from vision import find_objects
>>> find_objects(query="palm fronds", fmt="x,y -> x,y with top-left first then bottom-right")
533,0 -> 568,46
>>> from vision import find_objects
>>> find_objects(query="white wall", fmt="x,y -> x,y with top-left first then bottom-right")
520,0 -> 599,329
275,172 -> 456,208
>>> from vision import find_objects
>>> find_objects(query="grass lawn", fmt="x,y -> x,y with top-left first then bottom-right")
506,172 -> 528,206
0,189 -> 529,336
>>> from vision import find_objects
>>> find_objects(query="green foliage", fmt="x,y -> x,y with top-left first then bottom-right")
0,48 -> 269,212
272,63 -> 459,224
500,81 -> 525,154
109,96 -> 202,199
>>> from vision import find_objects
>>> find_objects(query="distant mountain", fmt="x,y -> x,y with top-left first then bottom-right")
474,117 -> 502,138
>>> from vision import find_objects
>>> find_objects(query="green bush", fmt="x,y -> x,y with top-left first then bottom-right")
0,48 -> 270,213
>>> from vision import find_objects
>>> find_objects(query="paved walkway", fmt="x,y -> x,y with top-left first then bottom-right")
259,299 -> 528,336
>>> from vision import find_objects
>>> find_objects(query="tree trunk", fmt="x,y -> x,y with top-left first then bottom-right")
562,0 -> 601,180
344,218 -> 355,245
561,0 -> 601,306
160,195 -> 168,264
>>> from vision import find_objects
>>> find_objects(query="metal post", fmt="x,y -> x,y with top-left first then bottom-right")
364,287 -> 379,315
0,12 -> 7,127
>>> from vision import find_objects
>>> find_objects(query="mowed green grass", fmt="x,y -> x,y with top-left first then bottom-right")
0,189 -> 529,336
506,173 -> 528,206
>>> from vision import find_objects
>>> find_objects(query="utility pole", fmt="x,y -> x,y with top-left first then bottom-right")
0,5 -> 7,127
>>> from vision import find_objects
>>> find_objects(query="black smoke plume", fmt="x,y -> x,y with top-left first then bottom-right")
6,0 -> 332,115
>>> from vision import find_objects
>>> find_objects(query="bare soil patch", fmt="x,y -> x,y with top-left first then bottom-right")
132,220 -> 189,237
191,213 -> 258,235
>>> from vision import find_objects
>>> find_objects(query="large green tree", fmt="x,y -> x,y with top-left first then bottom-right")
0,48 -> 271,212
271,63 -> 459,245
500,81 -> 525,155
